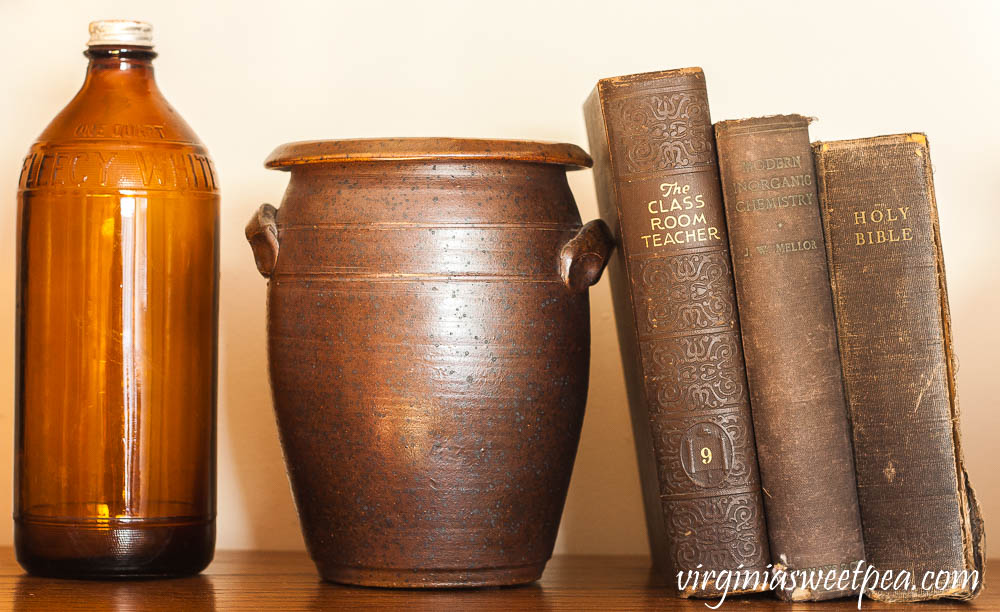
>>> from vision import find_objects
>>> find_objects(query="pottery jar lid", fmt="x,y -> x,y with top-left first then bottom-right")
264,138 -> 593,170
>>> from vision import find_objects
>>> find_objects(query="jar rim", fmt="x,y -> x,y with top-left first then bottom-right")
264,138 -> 593,171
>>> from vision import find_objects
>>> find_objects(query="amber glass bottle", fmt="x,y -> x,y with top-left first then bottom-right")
15,21 -> 218,577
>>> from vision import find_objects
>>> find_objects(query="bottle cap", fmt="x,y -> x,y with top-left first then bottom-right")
87,20 -> 154,48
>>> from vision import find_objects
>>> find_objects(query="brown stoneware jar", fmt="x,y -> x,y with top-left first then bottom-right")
246,138 -> 612,588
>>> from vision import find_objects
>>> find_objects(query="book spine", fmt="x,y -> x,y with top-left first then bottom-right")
584,68 -> 769,597
715,115 -> 865,601
814,133 -> 984,602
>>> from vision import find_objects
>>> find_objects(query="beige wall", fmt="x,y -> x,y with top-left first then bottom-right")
0,0 -> 996,556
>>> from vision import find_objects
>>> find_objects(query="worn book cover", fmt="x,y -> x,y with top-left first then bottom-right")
583,68 -> 769,597
716,115 -> 865,601
814,133 -> 984,601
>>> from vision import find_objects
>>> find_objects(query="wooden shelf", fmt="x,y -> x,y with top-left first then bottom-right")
0,549 -> 992,610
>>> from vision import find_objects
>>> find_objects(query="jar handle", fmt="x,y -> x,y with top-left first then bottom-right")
559,219 -> 615,293
246,203 -> 280,278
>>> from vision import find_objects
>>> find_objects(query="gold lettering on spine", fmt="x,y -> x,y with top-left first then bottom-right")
741,155 -> 802,172
851,207 -> 913,246
640,181 -> 721,249
732,150 -> 816,220
730,141 -> 825,259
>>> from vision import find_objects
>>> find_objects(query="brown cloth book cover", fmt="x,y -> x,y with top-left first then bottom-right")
583,68 -> 769,597
814,133 -> 985,601
716,115 -> 866,601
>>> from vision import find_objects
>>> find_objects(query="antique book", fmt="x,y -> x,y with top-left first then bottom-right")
715,115 -> 865,601
814,133 -> 984,601
583,68 -> 769,597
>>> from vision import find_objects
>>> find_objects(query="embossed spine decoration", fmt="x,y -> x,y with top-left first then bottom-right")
715,115 -> 865,600
584,69 -> 769,596
814,134 -> 984,602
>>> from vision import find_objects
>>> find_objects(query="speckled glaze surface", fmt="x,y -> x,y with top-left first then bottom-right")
246,138 -> 612,588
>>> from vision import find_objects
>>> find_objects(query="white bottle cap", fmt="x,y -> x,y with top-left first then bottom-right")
87,20 -> 154,48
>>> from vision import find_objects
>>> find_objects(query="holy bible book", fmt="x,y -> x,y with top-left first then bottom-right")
814,133 -> 984,602
715,115 -> 865,601
583,68 -> 769,596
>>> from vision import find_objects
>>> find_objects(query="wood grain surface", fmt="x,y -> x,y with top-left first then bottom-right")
0,549 -> 993,610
